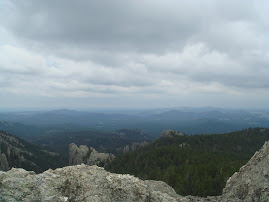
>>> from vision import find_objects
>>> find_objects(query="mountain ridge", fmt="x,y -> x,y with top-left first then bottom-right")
106,128 -> 269,196
0,130 -> 65,173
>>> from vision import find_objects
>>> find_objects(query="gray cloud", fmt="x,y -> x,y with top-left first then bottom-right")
0,0 -> 269,109
2,0 -> 214,53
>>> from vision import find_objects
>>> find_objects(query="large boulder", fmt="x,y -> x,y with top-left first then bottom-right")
69,143 -> 89,165
220,141 -> 269,201
0,164 -> 209,201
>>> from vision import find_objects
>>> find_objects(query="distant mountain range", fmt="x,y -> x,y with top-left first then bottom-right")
1,107 -> 269,136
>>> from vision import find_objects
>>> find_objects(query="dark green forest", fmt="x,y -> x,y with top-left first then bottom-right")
1,126 -> 269,197
0,130 -> 66,173
106,128 -> 269,197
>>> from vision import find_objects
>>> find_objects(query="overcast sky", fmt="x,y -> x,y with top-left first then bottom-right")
0,0 -> 269,110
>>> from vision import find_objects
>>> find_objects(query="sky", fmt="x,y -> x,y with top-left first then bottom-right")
0,0 -> 269,110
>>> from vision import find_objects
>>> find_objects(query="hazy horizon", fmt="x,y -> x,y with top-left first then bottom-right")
1,106 -> 269,114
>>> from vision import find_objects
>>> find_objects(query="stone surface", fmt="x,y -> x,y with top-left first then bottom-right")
220,140 -> 269,202
69,143 -> 114,167
0,141 -> 268,202
0,164 -> 205,202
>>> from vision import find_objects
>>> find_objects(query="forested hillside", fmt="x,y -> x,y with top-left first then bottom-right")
31,128 -> 153,155
106,128 -> 269,197
0,130 -> 66,173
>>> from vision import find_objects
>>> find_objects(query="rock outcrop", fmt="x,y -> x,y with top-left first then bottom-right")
220,140 -> 269,201
0,153 -> 9,171
0,164 -> 209,201
160,130 -> 184,138
113,128 -> 149,140
122,141 -> 149,153
69,143 -> 114,167
0,141 -> 268,201
113,128 -> 152,153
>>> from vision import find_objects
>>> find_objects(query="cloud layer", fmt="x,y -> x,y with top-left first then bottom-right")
0,0 -> 269,109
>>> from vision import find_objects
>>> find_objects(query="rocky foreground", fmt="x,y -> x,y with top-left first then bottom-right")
0,141 -> 268,201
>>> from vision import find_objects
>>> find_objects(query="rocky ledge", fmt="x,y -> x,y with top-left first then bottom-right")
0,141 -> 268,201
